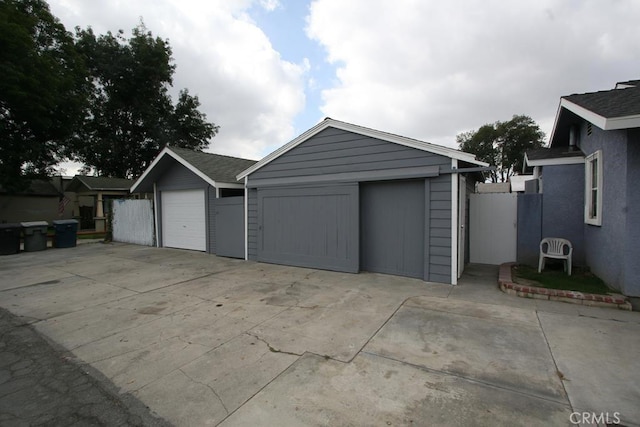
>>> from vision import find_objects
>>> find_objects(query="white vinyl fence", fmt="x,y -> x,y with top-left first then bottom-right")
469,193 -> 518,265
112,199 -> 155,246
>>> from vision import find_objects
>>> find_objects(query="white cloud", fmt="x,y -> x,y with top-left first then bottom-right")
49,0 -> 307,163
259,0 -> 281,12
307,0 -> 640,148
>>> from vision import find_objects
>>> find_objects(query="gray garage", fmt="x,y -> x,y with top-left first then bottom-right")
131,146 -> 256,258
237,119 -> 487,284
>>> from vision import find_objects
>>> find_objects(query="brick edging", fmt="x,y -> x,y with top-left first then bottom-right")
498,262 -> 632,311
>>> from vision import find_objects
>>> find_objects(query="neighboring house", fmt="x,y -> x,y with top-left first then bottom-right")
65,176 -> 134,231
237,118 -> 488,285
523,80 -> 640,297
131,146 -> 257,258
0,180 -> 60,223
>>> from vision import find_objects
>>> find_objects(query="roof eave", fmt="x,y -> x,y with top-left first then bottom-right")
524,152 -> 585,167
130,147 -> 218,193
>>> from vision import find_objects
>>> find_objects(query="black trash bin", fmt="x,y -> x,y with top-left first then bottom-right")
21,221 -> 48,252
52,219 -> 79,248
0,223 -> 21,255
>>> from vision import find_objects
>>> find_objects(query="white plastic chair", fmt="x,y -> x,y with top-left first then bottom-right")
538,238 -> 573,276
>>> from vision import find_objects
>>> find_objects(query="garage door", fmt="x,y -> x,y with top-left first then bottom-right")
161,189 -> 206,251
257,185 -> 358,272
361,180 -> 425,279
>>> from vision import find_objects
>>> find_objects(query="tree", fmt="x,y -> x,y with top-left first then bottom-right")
0,0 -> 88,192
71,24 -> 218,178
457,115 -> 545,183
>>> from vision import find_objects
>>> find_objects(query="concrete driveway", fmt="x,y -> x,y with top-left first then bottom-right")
0,243 -> 638,426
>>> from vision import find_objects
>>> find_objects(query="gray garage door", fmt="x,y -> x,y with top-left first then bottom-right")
257,185 -> 358,273
360,180 -> 425,279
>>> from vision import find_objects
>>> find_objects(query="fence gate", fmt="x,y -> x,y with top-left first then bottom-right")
112,199 -> 155,246
469,193 -> 517,265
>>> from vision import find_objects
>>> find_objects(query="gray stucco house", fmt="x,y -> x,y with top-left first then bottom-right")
523,80 -> 640,297
131,146 -> 256,258
237,118 -> 488,285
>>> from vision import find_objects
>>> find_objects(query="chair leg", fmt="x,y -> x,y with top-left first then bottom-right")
538,256 -> 544,273
567,258 -> 572,276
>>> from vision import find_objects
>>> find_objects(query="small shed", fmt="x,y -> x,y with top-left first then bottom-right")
65,176 -> 133,231
237,118 -> 488,284
131,146 -> 256,258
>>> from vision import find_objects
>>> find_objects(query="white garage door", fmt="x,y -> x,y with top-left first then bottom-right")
161,189 -> 206,251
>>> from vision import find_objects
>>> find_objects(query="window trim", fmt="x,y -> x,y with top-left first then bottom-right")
584,150 -> 603,226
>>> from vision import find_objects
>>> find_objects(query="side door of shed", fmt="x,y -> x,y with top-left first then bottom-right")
257,185 -> 359,273
215,196 -> 245,259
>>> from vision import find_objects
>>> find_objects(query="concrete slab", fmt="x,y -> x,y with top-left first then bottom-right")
0,265 -> 76,292
1,246 -> 636,426
0,275 -> 137,321
35,291 -> 204,350
178,334 -> 298,416
54,255 -> 210,293
249,305 -> 391,361
365,297 -> 566,402
133,333 -> 298,426
222,352 -> 572,426
538,311 -> 640,425
72,302 -> 286,364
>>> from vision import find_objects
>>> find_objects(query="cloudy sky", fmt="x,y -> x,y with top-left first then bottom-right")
48,0 -> 640,165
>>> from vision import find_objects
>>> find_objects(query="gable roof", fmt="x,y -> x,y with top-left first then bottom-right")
557,85 -> 640,133
130,146 -> 257,193
65,176 -> 133,192
237,118 -> 488,180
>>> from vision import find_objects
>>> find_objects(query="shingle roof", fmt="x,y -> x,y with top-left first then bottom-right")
168,146 -> 257,183
564,86 -> 640,119
66,176 -> 133,192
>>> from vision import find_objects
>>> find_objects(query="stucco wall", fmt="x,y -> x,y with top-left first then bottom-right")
580,124 -> 628,294
517,193 -> 542,266
541,164 -> 585,265
623,129 -> 640,296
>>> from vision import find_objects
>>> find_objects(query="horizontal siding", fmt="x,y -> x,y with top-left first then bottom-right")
247,189 -> 258,260
157,161 -> 207,191
250,128 -> 450,181
428,174 -> 452,283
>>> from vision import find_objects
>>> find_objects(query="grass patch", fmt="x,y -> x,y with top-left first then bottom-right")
512,263 -> 613,295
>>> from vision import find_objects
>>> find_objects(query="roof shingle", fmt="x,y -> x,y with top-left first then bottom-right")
564,86 -> 640,119
168,146 -> 257,183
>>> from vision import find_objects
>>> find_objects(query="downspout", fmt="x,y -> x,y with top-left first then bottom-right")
451,159 -> 459,285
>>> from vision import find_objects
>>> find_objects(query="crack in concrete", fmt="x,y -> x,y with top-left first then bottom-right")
535,311 -> 572,405
179,368 -> 229,414
245,332 -> 303,357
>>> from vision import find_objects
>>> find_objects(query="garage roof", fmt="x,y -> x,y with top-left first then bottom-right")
131,146 -> 257,193
237,118 -> 488,180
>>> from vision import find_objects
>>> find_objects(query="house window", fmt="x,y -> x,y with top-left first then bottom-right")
585,150 -> 602,225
